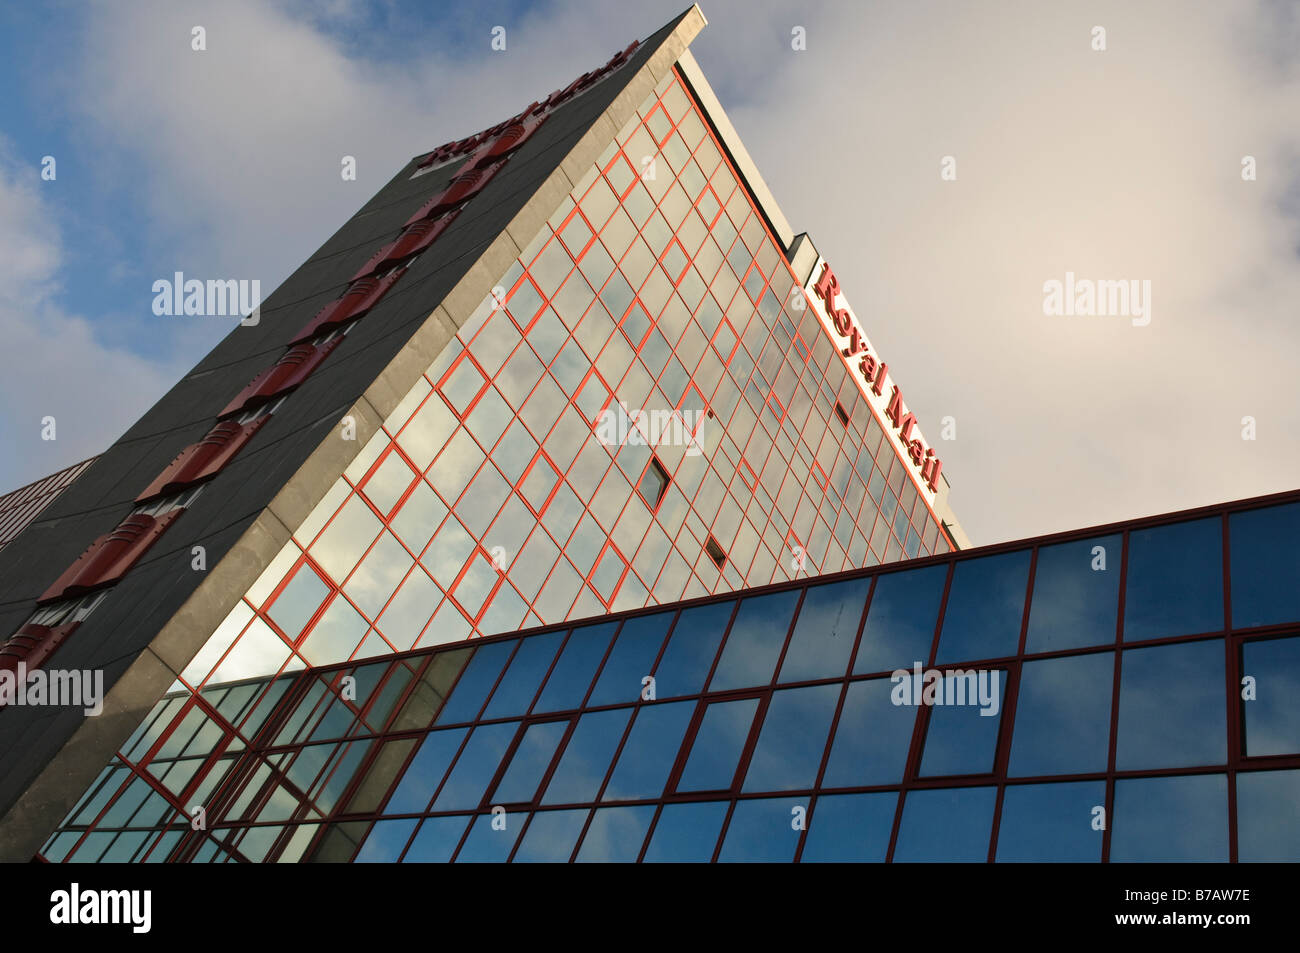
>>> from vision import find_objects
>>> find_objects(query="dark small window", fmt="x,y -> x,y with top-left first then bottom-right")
705,535 -> 727,569
638,457 -> 670,510
834,401 -> 850,427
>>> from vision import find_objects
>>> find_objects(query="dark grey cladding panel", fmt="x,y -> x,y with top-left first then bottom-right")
0,653 -> 137,826
0,9 -> 688,832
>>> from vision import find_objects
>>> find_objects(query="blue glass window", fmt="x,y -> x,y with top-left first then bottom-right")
822,678 -> 916,787
1025,535 -> 1121,652
917,670 -> 1007,777
435,640 -> 516,725
995,780 -> 1105,862
678,698 -> 759,792
853,565 -> 947,675
1124,518 -> 1223,641
602,701 -> 694,801
432,722 -> 518,811
1116,640 -> 1225,770
511,809 -> 589,862
742,684 -> 840,792
935,550 -> 1030,664
642,801 -> 728,862
403,815 -> 471,862
531,622 -> 617,713
575,805 -> 656,862
482,631 -> 565,718
453,810 -> 524,862
1009,653 -> 1113,776
492,721 -> 568,803
652,601 -> 731,697
718,797 -> 805,862
709,590 -> 801,691
1241,636 -> 1300,756
1229,502 -> 1300,629
800,793 -> 897,862
267,563 -> 329,640
778,578 -> 870,683
893,787 -> 996,862
539,708 -> 630,805
384,727 -> 468,814
354,818 -> 417,862
589,612 -> 674,706
1236,769 -> 1300,861
1110,774 -> 1228,862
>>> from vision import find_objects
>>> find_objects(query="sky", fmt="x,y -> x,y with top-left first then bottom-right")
0,0 -> 1296,547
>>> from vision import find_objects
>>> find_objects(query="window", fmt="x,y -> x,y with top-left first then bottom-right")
131,484 -> 203,517
704,534 -> 726,569
833,401 -> 849,427
637,457 -> 670,510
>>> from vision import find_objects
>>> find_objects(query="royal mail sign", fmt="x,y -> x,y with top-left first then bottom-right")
803,258 -> 943,502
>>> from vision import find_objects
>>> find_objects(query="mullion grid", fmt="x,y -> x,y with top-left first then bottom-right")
331,501 -> 1294,862
49,490 -> 1300,861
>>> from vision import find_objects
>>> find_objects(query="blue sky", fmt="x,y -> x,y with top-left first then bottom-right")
1,0 -> 1297,545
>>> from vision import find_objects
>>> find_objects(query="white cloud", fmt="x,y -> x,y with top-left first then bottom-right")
5,0 -> 1298,549
0,143 -> 184,489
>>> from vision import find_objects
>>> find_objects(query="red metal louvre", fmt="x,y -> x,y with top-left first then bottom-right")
350,212 -> 459,282
219,338 -> 342,419
37,509 -> 184,603
405,159 -> 506,226
135,417 -> 270,504
475,114 -> 547,166
0,621 -> 79,674
293,269 -> 403,343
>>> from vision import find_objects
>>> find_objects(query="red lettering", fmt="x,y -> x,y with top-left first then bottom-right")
813,262 -> 839,308
873,362 -> 888,396
926,457 -> 943,493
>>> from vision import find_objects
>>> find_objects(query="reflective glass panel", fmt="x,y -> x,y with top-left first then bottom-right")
589,612 -> 674,706
893,787 -> 996,862
1110,774 -> 1228,862
541,708 -> 632,805
532,622 -> 618,713
435,641 -> 515,725
642,801 -> 728,862
801,792 -> 897,863
602,701 -> 694,801
1124,518 -> 1223,641
511,809 -> 589,862
651,600 -> 732,697
853,565 -> 947,674
1241,636 -> 1300,756
385,728 -> 468,814
1229,502 -> 1300,628
492,721 -> 568,803
1025,535 -> 1121,652
822,678 -> 916,788
678,698 -> 759,792
935,550 -> 1030,664
575,804 -> 656,863
1236,769 -> 1300,862
778,577 -> 870,683
1009,652 -> 1114,777
718,797 -> 805,862
431,722 -> 518,811
708,590 -> 800,691
995,780 -> 1105,862
1116,640 -> 1225,770
742,684 -> 839,792
917,671 -> 1006,777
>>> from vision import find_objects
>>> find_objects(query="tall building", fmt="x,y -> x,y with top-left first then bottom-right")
0,7 -> 965,861
6,6 -> 1295,865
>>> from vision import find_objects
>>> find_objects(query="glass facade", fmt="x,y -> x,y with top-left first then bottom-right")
29,64 -> 967,861
39,496 -> 1300,862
